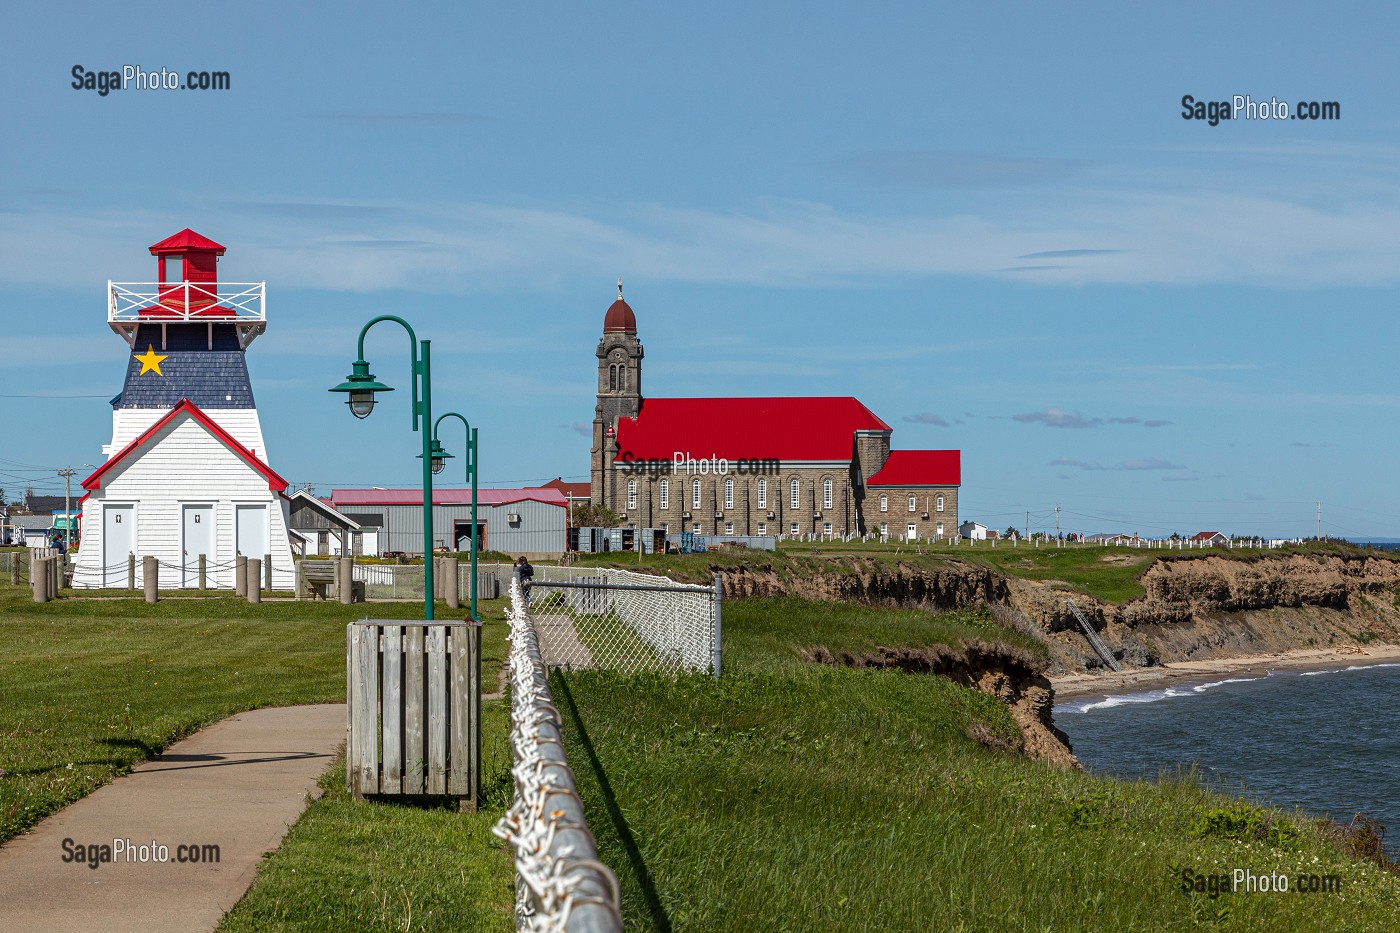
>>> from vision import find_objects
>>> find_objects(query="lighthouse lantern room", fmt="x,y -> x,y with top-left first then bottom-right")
74,230 -> 294,590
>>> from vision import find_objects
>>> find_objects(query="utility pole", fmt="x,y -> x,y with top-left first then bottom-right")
1317,500 -> 1322,541
1025,511 -> 1029,541
57,468 -> 77,552
1055,503 -> 1061,545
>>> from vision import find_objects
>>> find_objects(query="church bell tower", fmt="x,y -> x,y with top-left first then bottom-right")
591,280 -> 644,508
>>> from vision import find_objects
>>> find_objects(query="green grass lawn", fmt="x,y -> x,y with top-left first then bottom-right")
0,581 -> 517,932
556,596 -> 1400,931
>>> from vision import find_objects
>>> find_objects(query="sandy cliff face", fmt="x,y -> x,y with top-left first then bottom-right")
1000,554 -> 1400,674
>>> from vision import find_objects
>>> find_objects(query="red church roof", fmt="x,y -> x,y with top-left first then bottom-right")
867,450 -> 961,486
614,397 -> 890,462
83,399 -> 287,492
149,228 -> 226,255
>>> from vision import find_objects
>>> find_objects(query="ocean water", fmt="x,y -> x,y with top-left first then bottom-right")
1055,663 -> 1400,852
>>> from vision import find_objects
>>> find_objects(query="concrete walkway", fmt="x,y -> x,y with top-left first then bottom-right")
0,704 -> 344,933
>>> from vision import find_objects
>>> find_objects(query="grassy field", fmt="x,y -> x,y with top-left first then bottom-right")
557,597 -> 1400,931
0,580 -> 518,932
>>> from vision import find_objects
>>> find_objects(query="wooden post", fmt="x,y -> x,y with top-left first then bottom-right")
235,553 -> 247,597
247,558 -> 262,603
128,552 -> 136,590
198,553 -> 207,591
264,552 -> 272,591
31,556 -> 50,603
143,556 -> 158,603
9,557 -> 18,585
340,556 -> 354,605
445,558 -> 460,610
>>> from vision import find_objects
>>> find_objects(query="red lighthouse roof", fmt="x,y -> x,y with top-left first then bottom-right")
149,228 -> 226,255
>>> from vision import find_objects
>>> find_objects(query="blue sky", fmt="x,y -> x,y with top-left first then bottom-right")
3,2 -> 1398,539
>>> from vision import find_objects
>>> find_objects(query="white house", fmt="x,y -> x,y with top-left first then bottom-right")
958,520 -> 988,540
76,400 -> 295,589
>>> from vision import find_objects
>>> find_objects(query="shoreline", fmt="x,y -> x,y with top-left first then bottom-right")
1050,642 -> 1400,701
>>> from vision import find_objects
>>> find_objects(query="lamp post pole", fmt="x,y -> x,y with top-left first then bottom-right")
433,414 -> 479,619
330,314 -> 436,620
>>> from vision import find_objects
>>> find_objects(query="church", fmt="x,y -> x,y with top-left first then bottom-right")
589,287 -> 961,540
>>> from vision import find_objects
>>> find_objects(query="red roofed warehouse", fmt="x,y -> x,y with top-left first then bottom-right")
328,487 -> 568,556
590,286 -> 960,540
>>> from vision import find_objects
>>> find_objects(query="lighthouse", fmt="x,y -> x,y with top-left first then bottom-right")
73,230 -> 295,590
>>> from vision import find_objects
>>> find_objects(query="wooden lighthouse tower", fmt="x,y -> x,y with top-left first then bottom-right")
73,230 -> 295,590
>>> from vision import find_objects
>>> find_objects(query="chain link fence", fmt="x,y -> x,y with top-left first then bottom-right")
526,567 -> 722,677
495,578 -> 623,932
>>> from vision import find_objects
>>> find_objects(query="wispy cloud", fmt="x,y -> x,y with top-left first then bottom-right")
1017,248 -> 1125,259
830,150 -> 1090,188
1291,441 -> 1330,448
564,422 -> 591,437
1162,474 -> 1200,482
9,164 -> 1400,292
312,112 -> 491,126
1051,457 -> 1186,471
1014,408 -> 1170,429
904,412 -> 951,426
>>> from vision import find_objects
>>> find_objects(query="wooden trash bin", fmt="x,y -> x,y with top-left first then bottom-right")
346,619 -> 481,807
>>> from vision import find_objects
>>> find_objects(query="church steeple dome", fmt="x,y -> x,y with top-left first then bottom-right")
603,277 -> 637,333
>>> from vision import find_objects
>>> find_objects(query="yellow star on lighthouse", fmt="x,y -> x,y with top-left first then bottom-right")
134,345 -> 167,376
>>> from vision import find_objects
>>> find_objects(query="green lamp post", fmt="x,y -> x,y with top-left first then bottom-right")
330,314 -> 438,620
432,413 -> 479,619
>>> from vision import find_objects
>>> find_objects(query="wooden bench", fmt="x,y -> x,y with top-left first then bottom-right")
298,560 -> 337,600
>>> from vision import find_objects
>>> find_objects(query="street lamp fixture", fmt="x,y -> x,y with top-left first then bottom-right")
329,314 -> 438,619
329,359 -> 394,419
421,438 -> 452,475
434,412 -> 479,619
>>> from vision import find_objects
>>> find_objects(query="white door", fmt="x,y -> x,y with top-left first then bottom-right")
236,504 -> 269,563
182,505 -> 214,587
907,523 -> 918,541
102,504 -> 134,587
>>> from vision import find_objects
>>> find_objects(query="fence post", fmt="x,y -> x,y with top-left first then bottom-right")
128,552 -> 136,590
198,553 -> 207,591
31,556 -> 50,603
264,552 -> 273,591
143,556 -> 158,603
52,554 -> 62,595
339,556 -> 354,605
9,556 -> 18,585
247,558 -> 262,603
235,553 -> 248,597
712,574 -> 723,679
445,558 -> 460,610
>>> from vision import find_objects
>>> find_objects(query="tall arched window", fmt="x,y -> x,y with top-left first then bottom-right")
608,365 -> 617,391
790,479 -> 799,509
757,478 -> 767,509
692,479 -> 701,509
619,365 -> 627,391
659,478 -> 669,510
724,478 -> 734,509
822,478 -> 833,509
879,494 -> 888,512
936,495 -> 945,512
626,480 -> 637,510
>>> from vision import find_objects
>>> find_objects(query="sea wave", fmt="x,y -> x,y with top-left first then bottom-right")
1301,662 -> 1400,677
1065,676 -> 1263,714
